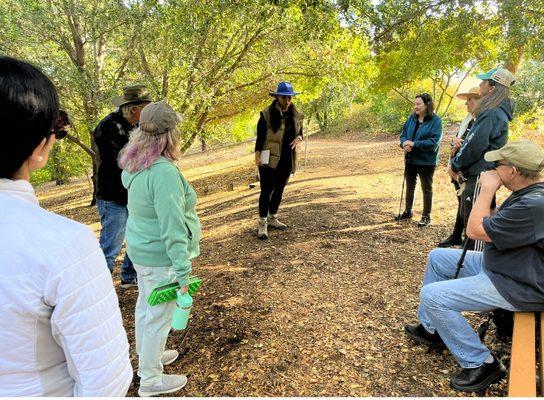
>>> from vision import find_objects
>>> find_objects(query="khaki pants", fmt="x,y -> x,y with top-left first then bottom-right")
134,265 -> 176,386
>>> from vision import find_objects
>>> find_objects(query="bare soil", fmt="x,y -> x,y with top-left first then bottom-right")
38,132 -> 512,396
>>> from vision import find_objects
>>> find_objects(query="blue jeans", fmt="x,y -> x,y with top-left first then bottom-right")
97,199 -> 136,282
417,248 -> 518,368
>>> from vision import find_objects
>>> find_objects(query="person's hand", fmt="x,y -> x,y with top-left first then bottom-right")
447,164 -> 459,180
479,170 -> 503,193
255,152 -> 262,167
452,137 -> 463,149
290,136 -> 303,150
179,285 -> 188,294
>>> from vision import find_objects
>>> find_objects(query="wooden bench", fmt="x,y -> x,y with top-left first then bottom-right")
508,312 -> 541,396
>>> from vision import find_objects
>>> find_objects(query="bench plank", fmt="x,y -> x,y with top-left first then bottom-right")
508,312 -> 536,397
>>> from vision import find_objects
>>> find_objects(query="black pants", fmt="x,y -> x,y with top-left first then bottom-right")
404,163 -> 435,217
258,164 -> 292,218
449,180 -> 464,241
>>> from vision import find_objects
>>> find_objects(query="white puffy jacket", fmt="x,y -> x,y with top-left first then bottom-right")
0,179 -> 133,396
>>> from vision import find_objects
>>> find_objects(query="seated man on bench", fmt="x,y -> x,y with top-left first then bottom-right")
404,141 -> 544,392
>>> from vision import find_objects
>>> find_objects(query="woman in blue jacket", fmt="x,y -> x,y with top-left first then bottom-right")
396,93 -> 443,226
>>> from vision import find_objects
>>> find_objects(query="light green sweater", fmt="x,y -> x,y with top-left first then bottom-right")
122,157 -> 201,286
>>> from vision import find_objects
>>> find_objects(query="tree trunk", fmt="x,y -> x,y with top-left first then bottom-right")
200,136 -> 208,151
50,143 -> 70,185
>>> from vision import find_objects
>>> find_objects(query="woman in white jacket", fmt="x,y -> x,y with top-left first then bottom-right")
0,56 -> 133,396
437,87 -> 480,248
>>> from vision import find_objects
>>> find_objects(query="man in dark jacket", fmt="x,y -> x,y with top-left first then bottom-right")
405,141 -> 544,393
92,84 -> 151,287
448,68 -> 516,239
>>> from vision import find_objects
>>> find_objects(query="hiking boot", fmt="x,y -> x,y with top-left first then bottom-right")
438,235 -> 463,248
450,355 -> 506,392
404,323 -> 445,348
395,210 -> 413,221
120,277 -> 138,289
138,350 -> 179,377
138,374 -> 187,397
418,215 -> 431,227
267,214 -> 287,230
257,218 -> 268,240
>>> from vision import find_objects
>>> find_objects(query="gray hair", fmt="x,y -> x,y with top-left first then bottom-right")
474,83 -> 511,116
121,103 -> 142,119
516,165 -> 544,180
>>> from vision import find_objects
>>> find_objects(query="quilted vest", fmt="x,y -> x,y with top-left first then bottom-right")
261,103 -> 303,172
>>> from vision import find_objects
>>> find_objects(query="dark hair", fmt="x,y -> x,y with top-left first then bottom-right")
0,56 -> 59,178
415,93 -> 435,120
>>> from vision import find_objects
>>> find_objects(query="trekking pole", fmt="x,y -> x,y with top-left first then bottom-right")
397,154 -> 408,224
454,175 -> 482,278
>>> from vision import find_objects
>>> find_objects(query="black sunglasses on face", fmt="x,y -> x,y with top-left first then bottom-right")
50,110 -> 71,140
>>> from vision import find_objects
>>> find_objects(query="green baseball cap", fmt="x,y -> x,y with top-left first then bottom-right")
485,141 -> 544,172
476,67 -> 516,87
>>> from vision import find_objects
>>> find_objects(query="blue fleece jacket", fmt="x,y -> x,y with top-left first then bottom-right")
451,99 -> 515,177
399,113 -> 443,166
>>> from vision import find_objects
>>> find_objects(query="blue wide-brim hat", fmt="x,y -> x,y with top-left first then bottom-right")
269,81 -> 299,97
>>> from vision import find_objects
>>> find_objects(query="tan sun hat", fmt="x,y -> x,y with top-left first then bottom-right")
112,84 -> 153,107
484,141 -> 544,172
456,87 -> 480,100
139,101 -> 182,135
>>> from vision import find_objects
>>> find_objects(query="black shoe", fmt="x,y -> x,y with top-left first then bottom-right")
395,210 -> 413,221
120,278 -> 138,289
450,356 -> 507,392
404,323 -> 445,348
418,215 -> 431,227
438,235 -> 463,248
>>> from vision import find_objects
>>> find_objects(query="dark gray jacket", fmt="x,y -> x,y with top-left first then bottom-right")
451,99 -> 514,177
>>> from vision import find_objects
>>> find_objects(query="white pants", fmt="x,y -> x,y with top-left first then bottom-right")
134,264 -> 176,386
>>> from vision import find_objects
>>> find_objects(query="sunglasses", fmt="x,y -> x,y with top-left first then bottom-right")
50,110 -> 71,140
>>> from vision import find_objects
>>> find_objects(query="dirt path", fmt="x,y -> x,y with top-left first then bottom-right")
39,134 -> 510,396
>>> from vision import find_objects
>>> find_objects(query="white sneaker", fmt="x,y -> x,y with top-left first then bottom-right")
267,214 -> 287,230
137,350 -> 179,377
120,277 -> 138,289
257,218 -> 268,240
138,374 -> 187,397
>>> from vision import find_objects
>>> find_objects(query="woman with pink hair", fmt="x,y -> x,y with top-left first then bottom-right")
119,101 -> 201,397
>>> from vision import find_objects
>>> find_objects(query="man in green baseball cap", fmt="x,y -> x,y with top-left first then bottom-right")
92,84 -> 153,288
405,140 -> 544,392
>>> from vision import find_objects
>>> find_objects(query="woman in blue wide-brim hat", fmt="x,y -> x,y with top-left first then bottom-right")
254,82 -> 304,240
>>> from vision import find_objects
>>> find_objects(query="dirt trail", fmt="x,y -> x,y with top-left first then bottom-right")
39,134 -> 510,396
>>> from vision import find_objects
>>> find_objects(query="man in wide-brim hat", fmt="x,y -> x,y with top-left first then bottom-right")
254,81 -> 304,240
92,84 -> 152,287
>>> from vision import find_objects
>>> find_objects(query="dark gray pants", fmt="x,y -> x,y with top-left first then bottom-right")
404,163 -> 436,217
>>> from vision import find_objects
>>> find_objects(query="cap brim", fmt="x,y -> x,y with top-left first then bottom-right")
476,73 -> 492,81
484,149 -> 503,162
456,93 -> 480,100
112,97 -> 153,107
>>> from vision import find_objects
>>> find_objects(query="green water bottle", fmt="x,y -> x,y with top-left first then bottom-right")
171,291 -> 193,330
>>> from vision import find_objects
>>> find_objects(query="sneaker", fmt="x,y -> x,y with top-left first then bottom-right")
138,350 -> 179,377
120,278 -> 138,289
267,214 -> 287,230
404,323 -> 445,348
257,218 -> 268,240
450,355 -> 506,392
138,374 -> 187,397
438,235 -> 463,248
418,215 -> 431,227
395,210 -> 413,221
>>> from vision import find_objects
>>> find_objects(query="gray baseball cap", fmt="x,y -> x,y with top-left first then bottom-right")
139,101 -> 182,135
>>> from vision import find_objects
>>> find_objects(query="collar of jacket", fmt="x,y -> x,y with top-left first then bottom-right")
113,109 -> 137,133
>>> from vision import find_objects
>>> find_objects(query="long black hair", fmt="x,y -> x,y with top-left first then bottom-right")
415,93 -> 435,121
0,56 -> 59,178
